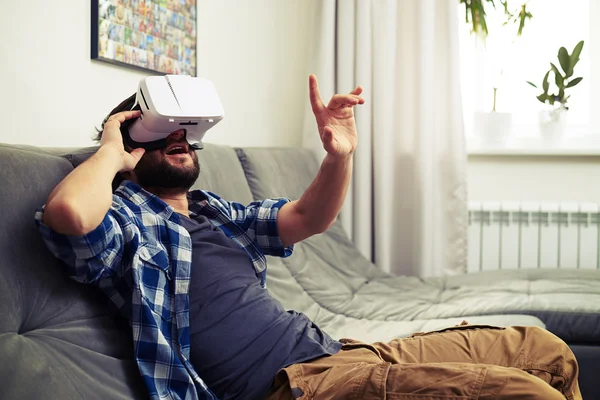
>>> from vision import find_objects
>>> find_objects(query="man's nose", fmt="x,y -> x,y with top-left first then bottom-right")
167,129 -> 186,141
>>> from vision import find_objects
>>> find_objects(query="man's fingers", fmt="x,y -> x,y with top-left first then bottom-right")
309,74 -> 325,113
327,94 -> 365,109
117,110 -> 141,122
107,110 -> 141,125
350,86 -> 363,96
310,76 -> 366,113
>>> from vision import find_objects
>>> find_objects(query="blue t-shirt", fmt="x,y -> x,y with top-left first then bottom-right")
180,215 -> 341,400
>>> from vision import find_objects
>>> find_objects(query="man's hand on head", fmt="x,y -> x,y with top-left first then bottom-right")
42,109 -> 145,236
308,74 -> 365,158
102,110 -> 146,172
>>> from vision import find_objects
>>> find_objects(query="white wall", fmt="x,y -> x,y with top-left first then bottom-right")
0,0 -> 315,148
196,1 -> 316,147
468,156 -> 600,203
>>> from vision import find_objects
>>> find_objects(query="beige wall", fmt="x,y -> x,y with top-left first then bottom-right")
0,0 -> 315,148
468,155 -> 600,202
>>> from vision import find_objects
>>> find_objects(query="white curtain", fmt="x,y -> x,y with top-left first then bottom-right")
303,0 -> 468,277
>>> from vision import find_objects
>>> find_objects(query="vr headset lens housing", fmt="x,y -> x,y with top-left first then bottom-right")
121,75 -> 224,150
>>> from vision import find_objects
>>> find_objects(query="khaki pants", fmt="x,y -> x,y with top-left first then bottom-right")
266,325 -> 581,400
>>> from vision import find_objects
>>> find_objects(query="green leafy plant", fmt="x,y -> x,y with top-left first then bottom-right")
460,0 -> 532,113
527,40 -> 584,110
459,0 -> 532,39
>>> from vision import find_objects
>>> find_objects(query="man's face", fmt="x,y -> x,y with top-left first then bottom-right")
131,129 -> 200,190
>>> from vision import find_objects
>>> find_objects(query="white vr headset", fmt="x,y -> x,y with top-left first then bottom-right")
121,75 -> 224,150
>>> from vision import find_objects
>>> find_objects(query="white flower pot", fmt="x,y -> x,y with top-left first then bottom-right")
538,108 -> 567,141
473,111 -> 512,144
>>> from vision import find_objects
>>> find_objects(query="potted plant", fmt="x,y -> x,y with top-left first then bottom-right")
527,40 -> 584,140
460,0 -> 533,143
460,0 -> 532,39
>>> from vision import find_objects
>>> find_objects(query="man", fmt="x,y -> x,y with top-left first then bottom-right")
36,75 -> 581,400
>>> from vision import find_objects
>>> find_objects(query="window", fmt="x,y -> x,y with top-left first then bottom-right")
458,0 -> 594,138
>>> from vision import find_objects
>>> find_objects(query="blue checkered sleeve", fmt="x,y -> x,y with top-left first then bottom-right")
215,196 -> 294,258
35,205 -> 126,284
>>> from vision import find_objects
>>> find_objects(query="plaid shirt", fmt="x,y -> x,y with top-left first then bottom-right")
35,180 -> 293,400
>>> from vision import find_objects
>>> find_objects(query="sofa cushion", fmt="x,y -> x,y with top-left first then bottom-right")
236,147 -> 320,201
0,144 -> 147,400
193,143 -> 254,204
262,242 -> 546,343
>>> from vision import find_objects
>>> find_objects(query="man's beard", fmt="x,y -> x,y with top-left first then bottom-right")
134,150 -> 200,190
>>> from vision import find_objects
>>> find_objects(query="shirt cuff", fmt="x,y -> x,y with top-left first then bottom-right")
261,198 -> 294,258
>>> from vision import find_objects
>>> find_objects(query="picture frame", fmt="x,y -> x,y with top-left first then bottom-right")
91,0 -> 197,76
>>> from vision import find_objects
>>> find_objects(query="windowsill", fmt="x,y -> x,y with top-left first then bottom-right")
467,134 -> 600,156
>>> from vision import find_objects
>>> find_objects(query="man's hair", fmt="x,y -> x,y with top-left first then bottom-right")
94,93 -> 136,142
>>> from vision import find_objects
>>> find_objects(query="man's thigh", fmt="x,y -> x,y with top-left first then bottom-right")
385,362 -> 564,400
373,325 -> 564,367
372,324 -> 580,399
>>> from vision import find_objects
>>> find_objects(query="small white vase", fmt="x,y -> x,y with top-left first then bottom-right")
473,111 -> 512,145
538,107 -> 567,141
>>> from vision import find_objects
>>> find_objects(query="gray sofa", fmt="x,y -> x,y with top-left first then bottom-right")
1,142 -> 599,399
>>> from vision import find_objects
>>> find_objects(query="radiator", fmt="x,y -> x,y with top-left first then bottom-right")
468,201 -> 600,272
